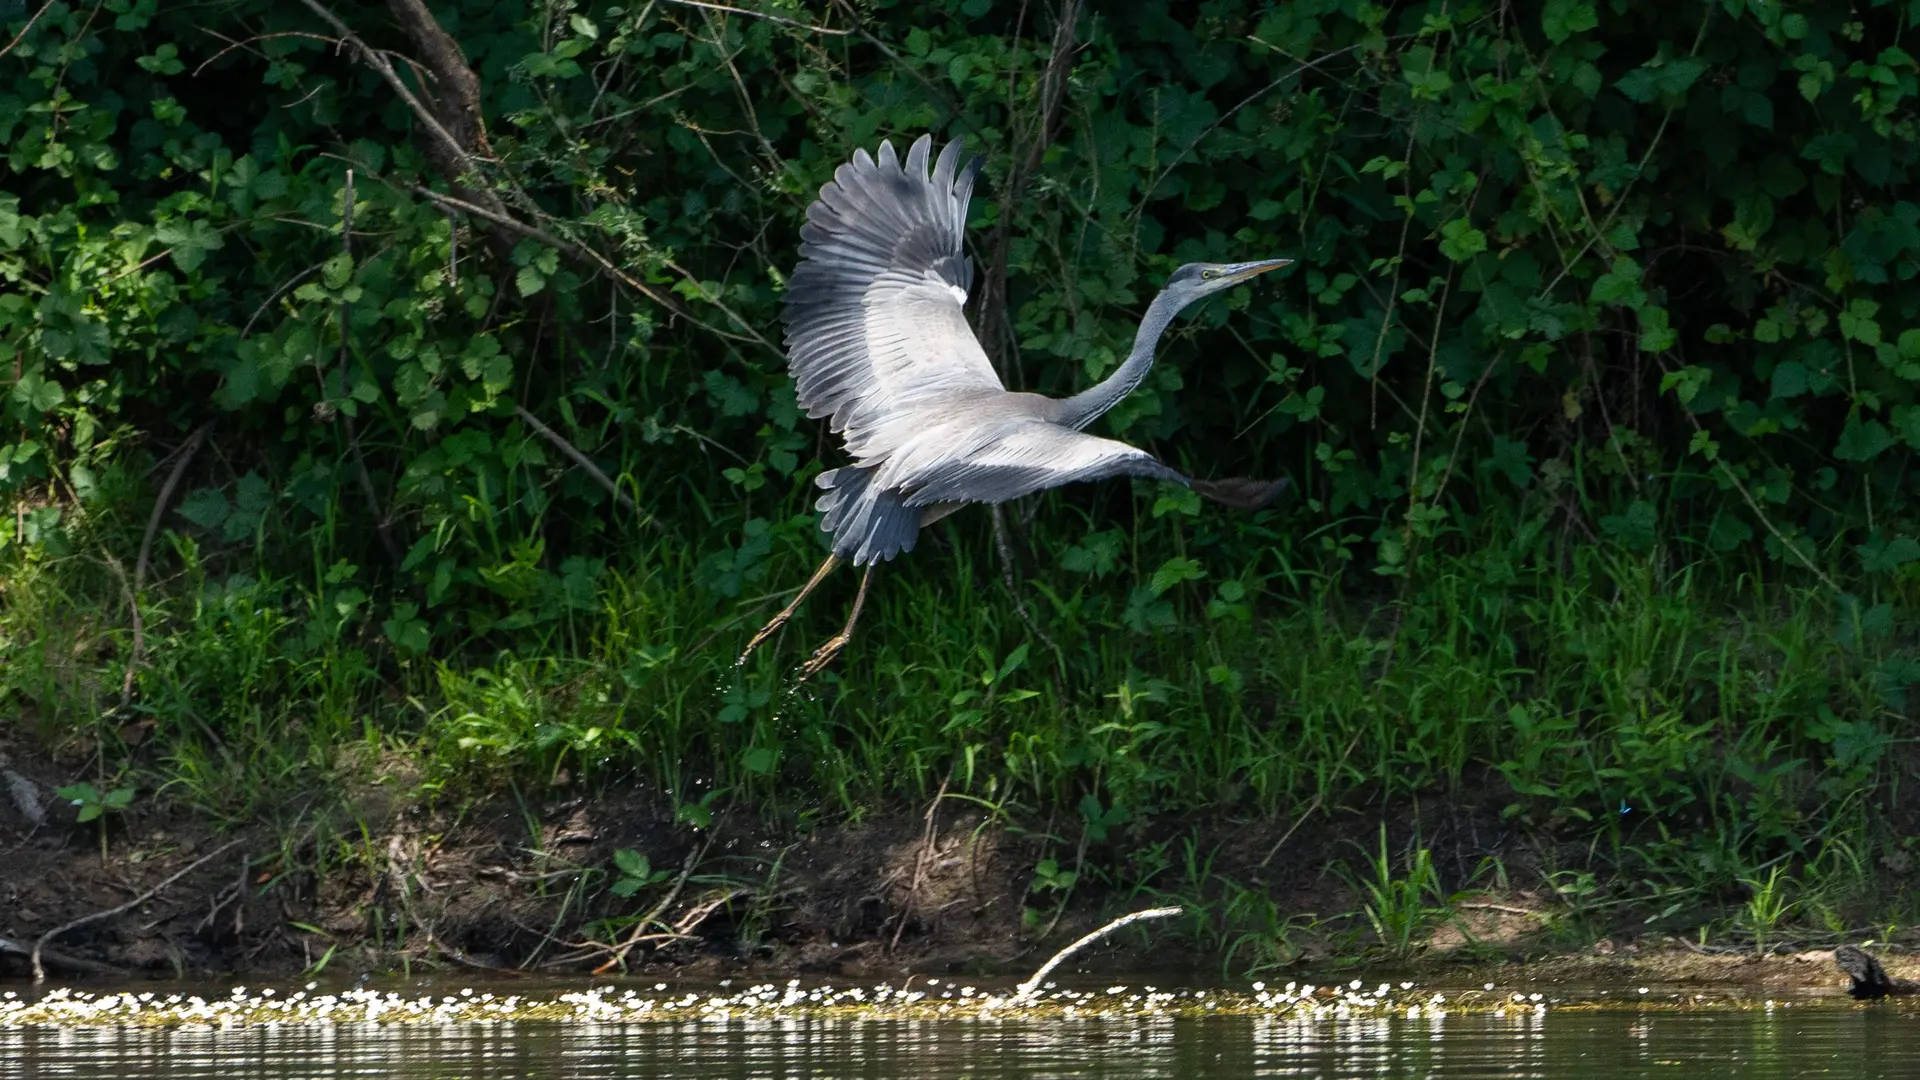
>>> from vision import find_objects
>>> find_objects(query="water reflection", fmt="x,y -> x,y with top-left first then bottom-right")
4,1001 -> 1920,1078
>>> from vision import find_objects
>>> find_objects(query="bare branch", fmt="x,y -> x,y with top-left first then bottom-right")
296,0 -> 505,215
383,0 -> 488,160
136,422 -> 214,592
1013,906 -> 1182,1001
512,405 -> 658,528
662,0 -> 850,35
0,936 -> 121,976
192,30 -> 340,77
32,841 -> 244,982
0,1 -> 57,62
408,184 -> 776,353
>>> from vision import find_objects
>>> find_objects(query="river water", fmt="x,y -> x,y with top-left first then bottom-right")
2,978 -> 1916,1078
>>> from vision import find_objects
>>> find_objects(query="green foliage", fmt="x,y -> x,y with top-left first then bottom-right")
1,0 -> 1918,949
1338,826 -> 1463,959
56,781 -> 136,824
56,780 -> 136,860
610,849 -> 672,898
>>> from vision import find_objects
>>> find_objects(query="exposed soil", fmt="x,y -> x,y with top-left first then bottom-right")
0,732 -> 1905,995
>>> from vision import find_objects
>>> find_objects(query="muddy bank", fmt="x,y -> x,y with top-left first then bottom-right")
0,737 -> 1905,993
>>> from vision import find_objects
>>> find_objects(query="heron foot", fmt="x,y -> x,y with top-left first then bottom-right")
795,633 -> 851,681
738,611 -> 792,666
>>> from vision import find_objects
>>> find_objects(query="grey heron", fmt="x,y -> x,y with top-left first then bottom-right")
742,134 -> 1291,677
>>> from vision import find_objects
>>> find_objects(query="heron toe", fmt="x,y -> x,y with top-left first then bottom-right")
797,634 -> 851,681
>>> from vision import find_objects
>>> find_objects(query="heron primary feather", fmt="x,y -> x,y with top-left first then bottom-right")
742,133 -> 1290,677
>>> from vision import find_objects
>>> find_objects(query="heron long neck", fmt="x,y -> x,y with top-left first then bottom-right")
1058,289 -> 1184,430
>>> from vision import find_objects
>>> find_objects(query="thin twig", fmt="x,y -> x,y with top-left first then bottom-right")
1013,906 -> 1182,1001
990,505 -> 1066,699
1261,728 -> 1363,866
890,777 -> 948,953
407,184 -> 772,353
661,0 -> 850,34
192,30 -> 339,76
512,404 -> 657,528
1458,902 -> 1551,919
1136,39 -> 1383,210
102,553 -> 141,710
1654,357 -> 1842,594
0,0 -> 56,61
136,423 -> 213,591
240,263 -> 324,340
32,840 -> 243,982
334,171 -> 401,564
592,835 -> 712,974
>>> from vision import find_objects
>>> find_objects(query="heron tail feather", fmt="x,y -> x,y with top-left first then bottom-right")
815,465 -> 921,565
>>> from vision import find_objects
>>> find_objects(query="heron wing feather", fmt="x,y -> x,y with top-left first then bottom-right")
784,135 -> 1000,461
899,421 -> 1187,507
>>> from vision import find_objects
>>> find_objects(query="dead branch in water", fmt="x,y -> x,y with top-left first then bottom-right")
1013,905 -> 1182,1001
0,936 -> 122,977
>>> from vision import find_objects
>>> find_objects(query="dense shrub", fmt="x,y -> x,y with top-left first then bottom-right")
1,0 -> 1916,912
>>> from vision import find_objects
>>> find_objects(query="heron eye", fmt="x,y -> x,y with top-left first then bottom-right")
1201,269 -> 1217,279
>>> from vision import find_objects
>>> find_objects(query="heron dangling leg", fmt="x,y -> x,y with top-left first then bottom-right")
739,554 -> 841,665
797,564 -> 875,681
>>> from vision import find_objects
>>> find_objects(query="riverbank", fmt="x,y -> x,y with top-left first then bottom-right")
3,734 -> 1912,988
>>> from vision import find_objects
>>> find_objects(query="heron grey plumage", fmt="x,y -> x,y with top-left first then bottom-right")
743,133 -> 1291,676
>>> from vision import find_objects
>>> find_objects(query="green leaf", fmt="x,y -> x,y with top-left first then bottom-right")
57,782 -> 100,805
177,487 -> 232,530
1658,58 -> 1706,95
1541,0 -> 1597,43
1835,418 -> 1893,462
1485,435 -> 1534,486
1839,299 -> 1882,346
741,747 -> 777,775
1152,486 -> 1202,518
1770,361 -> 1808,399
1438,218 -> 1487,261
383,602 -> 431,655
322,252 -> 354,290
1060,529 -> 1123,576
996,643 -> 1031,681
1589,258 -> 1646,308
11,373 -> 65,413
1659,365 -> 1710,405
154,218 -> 225,272
516,265 -> 546,296
1688,428 -> 1719,460
614,848 -> 649,877
1599,499 -> 1658,552
1149,556 -> 1205,596
1858,536 -> 1920,574
1802,132 -> 1857,176
702,371 -> 759,417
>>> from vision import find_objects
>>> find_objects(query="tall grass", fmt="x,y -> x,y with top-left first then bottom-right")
1,467 -> 1910,942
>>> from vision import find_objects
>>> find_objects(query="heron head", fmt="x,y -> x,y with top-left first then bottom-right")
1165,258 -> 1292,304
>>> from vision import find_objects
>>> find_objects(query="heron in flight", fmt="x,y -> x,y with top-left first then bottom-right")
742,134 -> 1290,677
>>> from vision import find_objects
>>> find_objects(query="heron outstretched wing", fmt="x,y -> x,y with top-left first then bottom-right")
783,135 -> 1001,461
894,421 -> 1187,507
